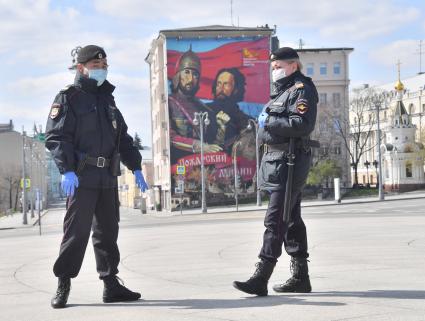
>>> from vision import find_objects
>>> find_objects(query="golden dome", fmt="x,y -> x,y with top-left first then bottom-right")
395,79 -> 404,91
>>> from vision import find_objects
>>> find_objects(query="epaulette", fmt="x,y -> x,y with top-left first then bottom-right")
59,84 -> 74,93
295,81 -> 304,89
59,84 -> 79,101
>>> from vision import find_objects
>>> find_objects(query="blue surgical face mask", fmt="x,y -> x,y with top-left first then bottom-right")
86,68 -> 108,86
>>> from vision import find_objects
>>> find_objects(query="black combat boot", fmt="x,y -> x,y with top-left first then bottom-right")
51,278 -> 71,309
103,276 -> 141,303
273,257 -> 312,293
233,260 -> 275,296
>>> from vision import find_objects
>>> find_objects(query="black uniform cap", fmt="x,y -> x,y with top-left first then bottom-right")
270,47 -> 299,61
77,45 -> 107,63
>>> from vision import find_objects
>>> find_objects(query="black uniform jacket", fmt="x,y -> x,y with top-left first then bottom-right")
45,74 -> 141,189
258,71 -> 318,191
258,70 -> 318,144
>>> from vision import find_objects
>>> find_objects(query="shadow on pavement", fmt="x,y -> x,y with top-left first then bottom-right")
66,290 -> 425,309
67,295 -> 345,309
286,290 -> 425,300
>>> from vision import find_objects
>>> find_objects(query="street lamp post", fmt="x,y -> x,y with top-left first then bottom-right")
374,97 -> 385,200
247,119 -> 261,206
233,141 -> 241,212
21,127 -> 28,225
193,112 -> 210,213
372,160 -> 378,187
364,160 -> 370,187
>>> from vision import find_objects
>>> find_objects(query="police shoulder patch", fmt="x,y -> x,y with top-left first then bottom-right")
296,98 -> 309,114
49,103 -> 62,119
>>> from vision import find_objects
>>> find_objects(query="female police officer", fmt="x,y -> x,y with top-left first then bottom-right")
233,47 -> 318,296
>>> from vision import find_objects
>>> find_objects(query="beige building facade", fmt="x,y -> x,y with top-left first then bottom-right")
117,149 -> 154,211
297,48 -> 354,187
0,122 -> 48,213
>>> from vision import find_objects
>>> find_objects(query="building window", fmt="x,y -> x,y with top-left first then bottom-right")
333,62 -> 341,74
306,63 -> 314,76
422,104 -> 425,112
319,93 -> 327,104
320,63 -> 327,75
385,161 -> 389,178
334,146 -> 341,154
406,162 -> 413,178
320,147 -> 329,156
333,93 -> 341,107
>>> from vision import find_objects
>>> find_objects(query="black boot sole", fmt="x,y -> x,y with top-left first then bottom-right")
273,285 -> 312,293
233,281 -> 268,296
103,295 -> 141,303
51,302 -> 67,309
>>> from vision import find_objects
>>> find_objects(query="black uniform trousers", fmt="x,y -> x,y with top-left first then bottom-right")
259,148 -> 311,263
53,187 -> 120,279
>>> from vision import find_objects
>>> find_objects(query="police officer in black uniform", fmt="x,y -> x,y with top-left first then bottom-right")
233,47 -> 318,296
45,45 -> 149,308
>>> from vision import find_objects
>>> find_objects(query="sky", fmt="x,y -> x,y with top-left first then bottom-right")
0,0 -> 424,147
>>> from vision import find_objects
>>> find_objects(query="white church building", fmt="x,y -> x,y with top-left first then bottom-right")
381,78 -> 425,192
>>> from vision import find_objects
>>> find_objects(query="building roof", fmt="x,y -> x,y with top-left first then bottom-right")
159,25 -> 275,39
377,73 -> 425,92
296,47 -> 354,53
160,25 -> 274,33
0,120 -> 14,133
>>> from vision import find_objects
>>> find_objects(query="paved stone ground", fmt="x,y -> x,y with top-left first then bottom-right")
0,198 -> 424,321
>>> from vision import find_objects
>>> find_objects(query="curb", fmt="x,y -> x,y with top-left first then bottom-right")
141,194 -> 425,217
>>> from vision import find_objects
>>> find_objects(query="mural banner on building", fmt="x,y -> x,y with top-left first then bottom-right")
166,36 -> 270,208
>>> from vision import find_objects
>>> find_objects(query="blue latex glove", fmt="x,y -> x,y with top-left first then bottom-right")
61,171 -> 79,197
134,170 -> 149,192
258,112 -> 268,128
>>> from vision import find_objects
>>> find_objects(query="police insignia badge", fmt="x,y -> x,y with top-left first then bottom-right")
295,82 -> 304,89
49,103 -> 61,119
296,99 -> 309,114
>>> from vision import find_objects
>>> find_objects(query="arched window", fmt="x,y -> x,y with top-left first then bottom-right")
405,161 -> 413,178
385,160 -> 389,178
409,104 -> 415,115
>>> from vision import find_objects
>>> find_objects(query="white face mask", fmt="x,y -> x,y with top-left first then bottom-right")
272,68 -> 286,82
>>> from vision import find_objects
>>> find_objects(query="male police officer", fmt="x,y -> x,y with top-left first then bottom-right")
45,45 -> 149,308
233,47 -> 318,296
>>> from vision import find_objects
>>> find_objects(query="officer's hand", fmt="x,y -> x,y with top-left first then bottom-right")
258,112 -> 268,129
61,171 -> 79,197
134,170 -> 149,192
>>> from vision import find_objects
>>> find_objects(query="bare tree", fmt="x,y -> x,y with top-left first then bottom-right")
311,103 -> 339,166
334,87 -> 388,187
0,165 -> 21,212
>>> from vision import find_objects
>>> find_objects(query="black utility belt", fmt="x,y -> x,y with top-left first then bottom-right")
85,156 -> 111,168
263,140 -> 320,153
